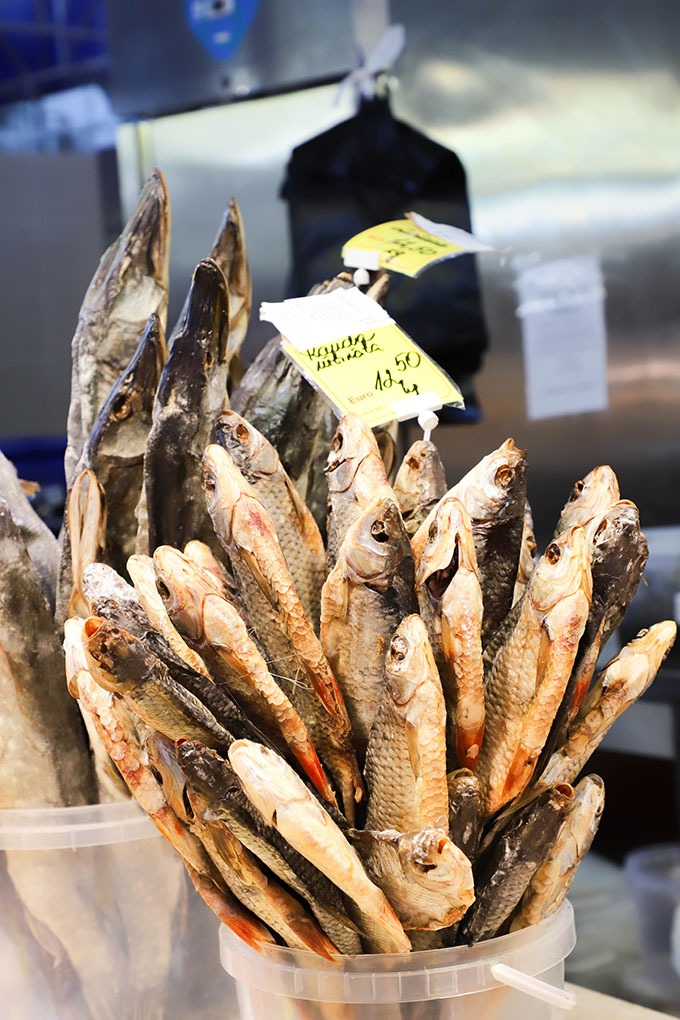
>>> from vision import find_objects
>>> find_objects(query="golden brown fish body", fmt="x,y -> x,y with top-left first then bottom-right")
65,170 -> 170,487
326,413 -> 395,569
202,444 -> 362,819
393,439 -> 447,537
510,774 -> 605,931
354,826 -> 474,931
66,469 -> 107,620
215,410 -> 325,629
364,615 -> 448,834
153,545 -> 335,805
476,526 -> 592,816
412,438 -> 528,644
415,497 -> 484,771
540,620 -> 677,787
321,499 -> 417,760
553,465 -> 620,536
228,740 -> 411,953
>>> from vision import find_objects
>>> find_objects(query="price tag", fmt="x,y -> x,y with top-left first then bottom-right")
260,288 -> 464,428
342,212 -> 496,278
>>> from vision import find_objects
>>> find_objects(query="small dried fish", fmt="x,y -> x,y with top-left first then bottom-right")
144,259 -> 230,555
215,410 -> 326,629
326,413 -> 394,569
458,783 -> 574,944
510,774 -> 605,931
415,497 -> 484,771
553,465 -> 620,536
540,621 -> 677,787
364,615 -> 448,833
228,739 -> 411,954
321,499 -> 417,760
203,443 -> 362,820
352,826 -> 474,931
476,526 -> 592,815
393,439 -> 447,537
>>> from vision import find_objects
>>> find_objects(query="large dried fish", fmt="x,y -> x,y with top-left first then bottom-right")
415,497 -> 484,771
65,169 -> 170,487
476,526 -> 592,816
325,413 -> 394,569
0,499 -> 95,806
393,439 -> 447,537
0,449 -> 59,611
228,739 -> 411,953
202,443 -> 362,820
215,409 -> 325,629
144,259 -> 229,554
321,499 -> 417,761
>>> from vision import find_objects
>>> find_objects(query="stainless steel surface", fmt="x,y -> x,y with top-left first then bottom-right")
106,0 -> 355,119
118,1 -> 680,551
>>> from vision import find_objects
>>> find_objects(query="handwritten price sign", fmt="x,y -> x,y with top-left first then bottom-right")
281,323 -> 463,428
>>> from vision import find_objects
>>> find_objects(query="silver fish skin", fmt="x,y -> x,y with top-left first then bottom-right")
215,409 -> 326,630
457,783 -> 574,945
80,312 -> 166,576
393,439 -> 448,537
510,774 -> 605,931
144,258 -> 230,555
363,614 -> 448,834
65,169 -> 170,488
0,449 -> 59,611
0,499 -> 96,807
321,499 -> 418,761
176,740 -> 362,954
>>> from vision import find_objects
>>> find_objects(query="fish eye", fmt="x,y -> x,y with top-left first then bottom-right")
637,627 -> 649,638
370,520 -> 389,543
391,636 -> 407,660
205,350 -> 214,367
495,465 -> 513,487
568,480 -> 585,502
545,542 -> 561,564
156,579 -> 171,601
331,432 -> 344,452
235,423 -> 249,443
204,472 -> 217,496
428,522 -> 438,543
111,394 -> 132,420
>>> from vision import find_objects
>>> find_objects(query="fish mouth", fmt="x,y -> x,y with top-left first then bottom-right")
424,541 -> 460,602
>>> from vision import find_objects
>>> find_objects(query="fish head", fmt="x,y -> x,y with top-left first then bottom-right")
529,525 -> 593,612
153,545 -> 215,641
215,410 -> 278,478
326,413 -> 381,494
460,438 -> 527,521
175,738 -> 240,810
384,614 -> 438,706
416,497 -> 475,604
607,619 -> 677,686
396,828 -> 474,921
202,444 -> 246,539
557,465 -> 620,534
342,498 -> 413,585
83,616 -> 139,693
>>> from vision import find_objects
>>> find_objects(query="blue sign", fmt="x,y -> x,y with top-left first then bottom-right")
186,0 -> 258,62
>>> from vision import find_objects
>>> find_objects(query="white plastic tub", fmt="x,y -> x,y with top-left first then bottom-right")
220,899 -> 577,1020
0,800 -> 235,1020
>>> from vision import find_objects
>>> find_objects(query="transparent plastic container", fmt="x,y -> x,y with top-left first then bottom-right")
0,800 -> 236,1020
623,843 -> 680,1010
220,899 -> 577,1020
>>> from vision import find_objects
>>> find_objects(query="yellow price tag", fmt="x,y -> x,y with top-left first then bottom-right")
281,323 -> 464,428
342,214 -> 496,278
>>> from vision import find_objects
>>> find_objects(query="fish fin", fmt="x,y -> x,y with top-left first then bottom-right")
286,917 -> 341,959
282,471 -> 325,557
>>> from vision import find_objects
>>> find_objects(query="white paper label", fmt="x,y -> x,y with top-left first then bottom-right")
260,287 -> 393,351
516,254 -> 608,422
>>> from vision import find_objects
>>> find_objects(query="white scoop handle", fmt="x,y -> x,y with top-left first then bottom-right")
490,963 -> 577,1010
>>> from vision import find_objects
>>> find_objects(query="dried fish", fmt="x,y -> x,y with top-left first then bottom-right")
553,465 -> 620,536
321,499 -> 417,761
393,439 -> 447,537
64,468 -> 107,620
447,769 -> 483,860
512,501 -> 537,605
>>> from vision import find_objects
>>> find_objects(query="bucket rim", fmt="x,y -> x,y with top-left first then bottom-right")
219,899 -> 576,1004
0,800 -> 159,850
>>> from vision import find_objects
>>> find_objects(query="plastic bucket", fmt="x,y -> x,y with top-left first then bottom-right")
0,800 -> 235,1020
220,899 -> 577,1020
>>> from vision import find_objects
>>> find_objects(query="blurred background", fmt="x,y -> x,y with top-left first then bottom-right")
1,0 -> 680,1007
